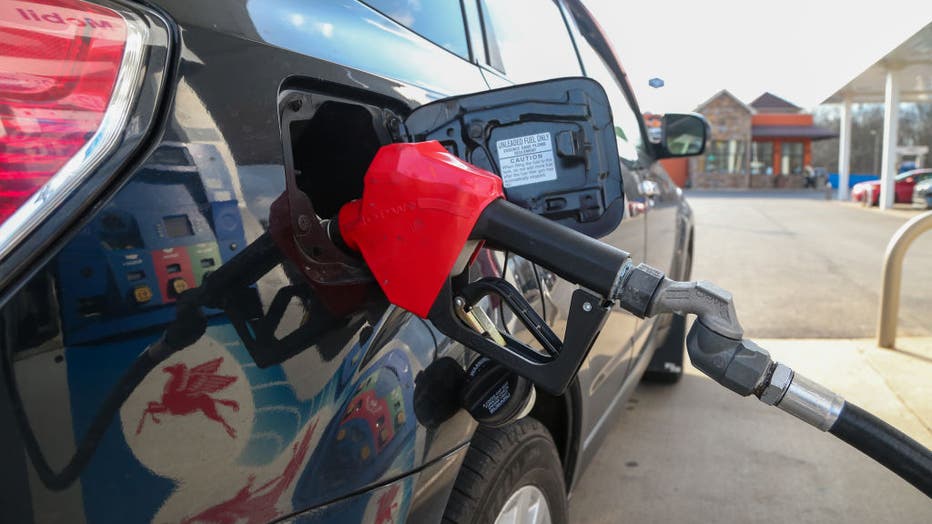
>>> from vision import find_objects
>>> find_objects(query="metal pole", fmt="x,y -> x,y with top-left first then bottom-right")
879,69 -> 900,210
877,211 -> 932,348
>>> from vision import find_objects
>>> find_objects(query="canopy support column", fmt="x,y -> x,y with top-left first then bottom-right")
837,97 -> 852,201
880,69 -> 900,210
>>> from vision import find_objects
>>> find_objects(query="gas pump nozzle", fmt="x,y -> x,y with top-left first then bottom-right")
332,141 -> 770,397
335,141 -> 628,395
333,141 -> 760,397
336,141 -> 932,496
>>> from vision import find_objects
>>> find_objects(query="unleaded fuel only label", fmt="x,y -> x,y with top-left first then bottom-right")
496,132 -> 557,188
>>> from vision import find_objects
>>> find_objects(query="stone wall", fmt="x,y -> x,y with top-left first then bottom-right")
687,173 -> 808,189
703,94 -> 752,144
688,172 -> 749,189
748,174 -> 807,189
689,92 -> 753,188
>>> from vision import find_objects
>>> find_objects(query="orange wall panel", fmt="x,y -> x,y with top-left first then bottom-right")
773,141 -> 781,174
751,113 -> 813,126
660,158 -> 688,187
766,139 -> 811,174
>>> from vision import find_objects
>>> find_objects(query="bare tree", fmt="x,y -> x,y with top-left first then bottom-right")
813,103 -> 932,174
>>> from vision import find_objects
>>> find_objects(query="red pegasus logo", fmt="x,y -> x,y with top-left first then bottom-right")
136,357 -> 240,437
180,421 -> 318,524
375,485 -> 401,524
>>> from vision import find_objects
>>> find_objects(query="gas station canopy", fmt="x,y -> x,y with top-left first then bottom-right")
823,22 -> 932,208
824,23 -> 932,104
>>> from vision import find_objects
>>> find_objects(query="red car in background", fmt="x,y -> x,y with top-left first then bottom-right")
851,168 -> 932,205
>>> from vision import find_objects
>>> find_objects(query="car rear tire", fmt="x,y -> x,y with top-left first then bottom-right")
442,418 -> 568,524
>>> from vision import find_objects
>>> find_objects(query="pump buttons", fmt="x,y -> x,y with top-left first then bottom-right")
168,277 -> 189,297
132,285 -> 153,304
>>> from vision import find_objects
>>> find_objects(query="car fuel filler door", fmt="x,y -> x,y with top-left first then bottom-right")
403,77 -> 625,238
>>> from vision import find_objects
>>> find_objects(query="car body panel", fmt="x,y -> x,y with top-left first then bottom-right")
1,2 -> 486,521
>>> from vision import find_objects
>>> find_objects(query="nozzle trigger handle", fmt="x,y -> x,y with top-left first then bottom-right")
428,278 -> 610,396
458,278 -> 562,357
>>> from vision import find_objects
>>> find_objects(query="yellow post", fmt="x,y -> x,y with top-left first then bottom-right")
877,211 -> 932,348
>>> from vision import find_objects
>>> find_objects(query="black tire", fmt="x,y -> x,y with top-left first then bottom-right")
442,418 -> 568,524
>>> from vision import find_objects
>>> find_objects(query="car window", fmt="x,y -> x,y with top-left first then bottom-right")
564,16 -> 644,164
899,170 -> 932,182
362,0 -> 469,58
478,0 -> 582,82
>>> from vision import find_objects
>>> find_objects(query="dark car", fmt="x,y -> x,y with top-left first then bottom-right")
0,1 -> 699,523
851,168 -> 932,206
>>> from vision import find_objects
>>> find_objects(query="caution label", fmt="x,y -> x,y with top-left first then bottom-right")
496,132 -> 558,188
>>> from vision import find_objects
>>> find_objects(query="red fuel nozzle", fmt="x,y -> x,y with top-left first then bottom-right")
337,141 -> 505,317
338,141 -> 631,316
336,141 -> 631,395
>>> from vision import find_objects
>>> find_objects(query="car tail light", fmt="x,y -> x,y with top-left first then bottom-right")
0,0 -> 147,256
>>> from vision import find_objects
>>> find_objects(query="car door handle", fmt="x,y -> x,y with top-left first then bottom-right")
639,179 -> 660,199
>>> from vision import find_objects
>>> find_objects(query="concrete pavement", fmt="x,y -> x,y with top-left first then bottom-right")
687,191 -> 932,338
569,192 -> 932,522
569,337 -> 932,523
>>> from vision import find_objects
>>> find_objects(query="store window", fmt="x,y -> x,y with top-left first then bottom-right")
751,141 -> 774,175
704,139 -> 746,174
363,0 -> 469,58
781,142 -> 804,175
479,0 -> 582,83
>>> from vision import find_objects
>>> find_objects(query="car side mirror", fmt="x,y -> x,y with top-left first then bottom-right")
656,113 -> 708,158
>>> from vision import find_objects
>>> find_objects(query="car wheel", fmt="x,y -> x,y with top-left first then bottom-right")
442,418 -> 568,524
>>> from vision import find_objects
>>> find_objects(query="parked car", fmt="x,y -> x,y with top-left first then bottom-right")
0,1 -> 700,523
851,168 -> 932,206
913,177 -> 932,209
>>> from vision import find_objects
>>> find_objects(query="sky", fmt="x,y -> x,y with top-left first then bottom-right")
584,0 -> 932,113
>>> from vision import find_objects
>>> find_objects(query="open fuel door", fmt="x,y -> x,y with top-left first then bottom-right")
404,77 -> 625,238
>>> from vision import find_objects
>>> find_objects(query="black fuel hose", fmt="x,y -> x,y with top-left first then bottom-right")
7,298 -> 207,491
7,347 -> 163,490
7,233 -> 280,490
473,199 -> 630,298
829,401 -> 932,497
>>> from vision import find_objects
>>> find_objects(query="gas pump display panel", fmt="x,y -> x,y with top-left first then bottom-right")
56,143 -> 247,346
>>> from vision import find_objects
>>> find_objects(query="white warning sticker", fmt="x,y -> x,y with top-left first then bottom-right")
496,132 -> 558,188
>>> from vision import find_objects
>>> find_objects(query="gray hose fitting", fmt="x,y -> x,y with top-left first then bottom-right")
615,263 -> 663,318
616,264 -> 763,395
615,264 -> 743,340
758,362 -> 845,431
686,321 -> 772,396
615,263 -> 845,430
